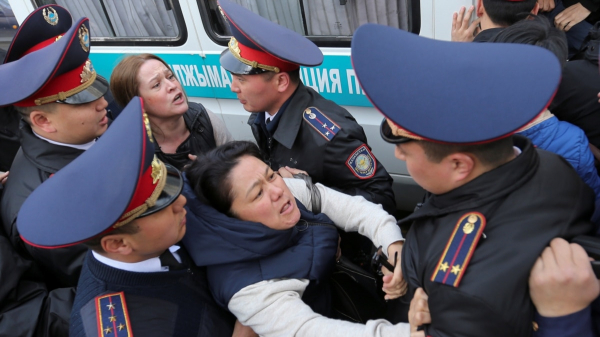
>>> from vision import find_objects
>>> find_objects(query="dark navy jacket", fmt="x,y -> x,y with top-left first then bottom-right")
182,179 -> 339,314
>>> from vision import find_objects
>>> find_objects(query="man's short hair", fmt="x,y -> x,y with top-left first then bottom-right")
490,16 -> 568,68
84,221 -> 140,253
482,0 -> 537,26
418,136 -> 515,167
13,103 -> 57,124
262,68 -> 301,84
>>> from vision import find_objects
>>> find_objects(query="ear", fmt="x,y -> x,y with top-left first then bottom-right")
531,2 -> 539,15
101,234 -> 133,256
29,110 -> 57,133
476,0 -> 484,17
275,72 -> 292,93
444,152 -> 475,183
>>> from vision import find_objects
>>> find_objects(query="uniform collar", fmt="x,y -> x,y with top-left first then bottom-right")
33,130 -> 96,150
270,83 -> 309,149
398,135 -> 539,225
92,245 -> 181,273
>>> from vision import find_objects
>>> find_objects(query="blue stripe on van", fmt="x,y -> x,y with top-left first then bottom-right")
89,53 -> 372,107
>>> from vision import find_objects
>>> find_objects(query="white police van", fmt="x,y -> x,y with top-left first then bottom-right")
8,0 -> 473,211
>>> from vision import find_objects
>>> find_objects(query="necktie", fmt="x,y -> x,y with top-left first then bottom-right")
159,249 -> 185,271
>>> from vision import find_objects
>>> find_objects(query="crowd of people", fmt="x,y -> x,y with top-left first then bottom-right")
0,0 -> 599,336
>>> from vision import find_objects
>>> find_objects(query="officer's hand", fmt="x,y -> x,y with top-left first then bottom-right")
529,238 -> 600,317
278,166 -> 309,179
232,320 -> 258,337
382,241 -> 407,300
538,0 -> 556,12
555,3 -> 591,32
451,6 -> 481,42
408,288 -> 430,336
0,171 -> 8,185
188,154 -> 197,161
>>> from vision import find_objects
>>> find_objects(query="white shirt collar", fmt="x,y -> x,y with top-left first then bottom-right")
513,146 -> 522,156
264,112 -> 277,123
33,130 -> 96,150
92,245 -> 182,273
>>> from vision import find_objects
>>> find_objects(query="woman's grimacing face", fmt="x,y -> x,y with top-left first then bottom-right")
229,156 -> 301,230
136,59 -> 188,119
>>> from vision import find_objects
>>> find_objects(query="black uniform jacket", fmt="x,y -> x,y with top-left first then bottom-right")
1,122 -> 87,288
0,122 -> 86,336
551,59 -> 600,149
249,83 -> 396,214
154,102 -> 217,171
400,136 -> 595,337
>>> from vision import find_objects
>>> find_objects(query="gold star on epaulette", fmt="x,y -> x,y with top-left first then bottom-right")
451,264 -> 462,275
118,323 -> 126,331
439,262 -> 449,272
109,315 -> 117,322
103,326 -> 112,334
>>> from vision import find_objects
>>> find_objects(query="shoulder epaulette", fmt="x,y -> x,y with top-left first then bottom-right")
302,107 -> 341,141
431,212 -> 486,287
96,292 -> 133,336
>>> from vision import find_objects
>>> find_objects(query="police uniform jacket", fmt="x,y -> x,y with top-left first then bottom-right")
1,122 -> 87,288
70,250 -> 235,337
399,135 -> 595,337
248,83 -> 396,215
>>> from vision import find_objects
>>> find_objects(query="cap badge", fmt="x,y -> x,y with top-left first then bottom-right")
151,156 -> 161,184
80,60 -> 95,83
43,7 -> 59,26
79,25 -> 90,52
143,113 -> 154,143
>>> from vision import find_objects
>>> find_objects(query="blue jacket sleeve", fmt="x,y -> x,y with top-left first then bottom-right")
533,306 -> 596,337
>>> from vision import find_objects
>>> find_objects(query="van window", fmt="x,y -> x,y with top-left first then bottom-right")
0,0 -> 18,50
199,0 -> 420,47
34,0 -> 186,45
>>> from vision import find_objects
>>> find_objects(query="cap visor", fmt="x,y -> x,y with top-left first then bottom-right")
220,49 -> 268,75
139,164 -> 184,218
380,119 -> 413,144
61,74 -> 108,104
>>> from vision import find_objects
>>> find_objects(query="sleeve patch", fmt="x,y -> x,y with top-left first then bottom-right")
96,292 -> 133,336
302,107 -> 341,141
345,144 -> 377,179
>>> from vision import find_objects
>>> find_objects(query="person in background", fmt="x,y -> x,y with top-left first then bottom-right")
490,16 -> 600,202
110,53 -> 232,170
452,0 -> 538,42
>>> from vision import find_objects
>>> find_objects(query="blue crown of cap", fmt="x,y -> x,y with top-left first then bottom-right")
218,0 -> 323,66
17,97 -> 153,248
4,5 -> 73,64
351,24 -> 561,144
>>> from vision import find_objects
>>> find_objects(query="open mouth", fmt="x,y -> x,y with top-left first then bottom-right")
280,200 -> 292,214
173,93 -> 183,103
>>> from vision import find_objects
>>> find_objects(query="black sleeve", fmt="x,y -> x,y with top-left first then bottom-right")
322,126 -> 396,215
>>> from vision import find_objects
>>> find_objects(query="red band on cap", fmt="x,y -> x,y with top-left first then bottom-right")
238,42 -> 299,73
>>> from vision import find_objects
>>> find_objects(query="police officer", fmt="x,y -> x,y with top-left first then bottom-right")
16,97 -> 235,336
352,24 -> 595,336
0,5 -> 109,335
217,0 -> 395,216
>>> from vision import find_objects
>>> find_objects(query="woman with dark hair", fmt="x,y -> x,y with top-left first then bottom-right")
183,141 -> 414,337
110,54 -> 232,170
